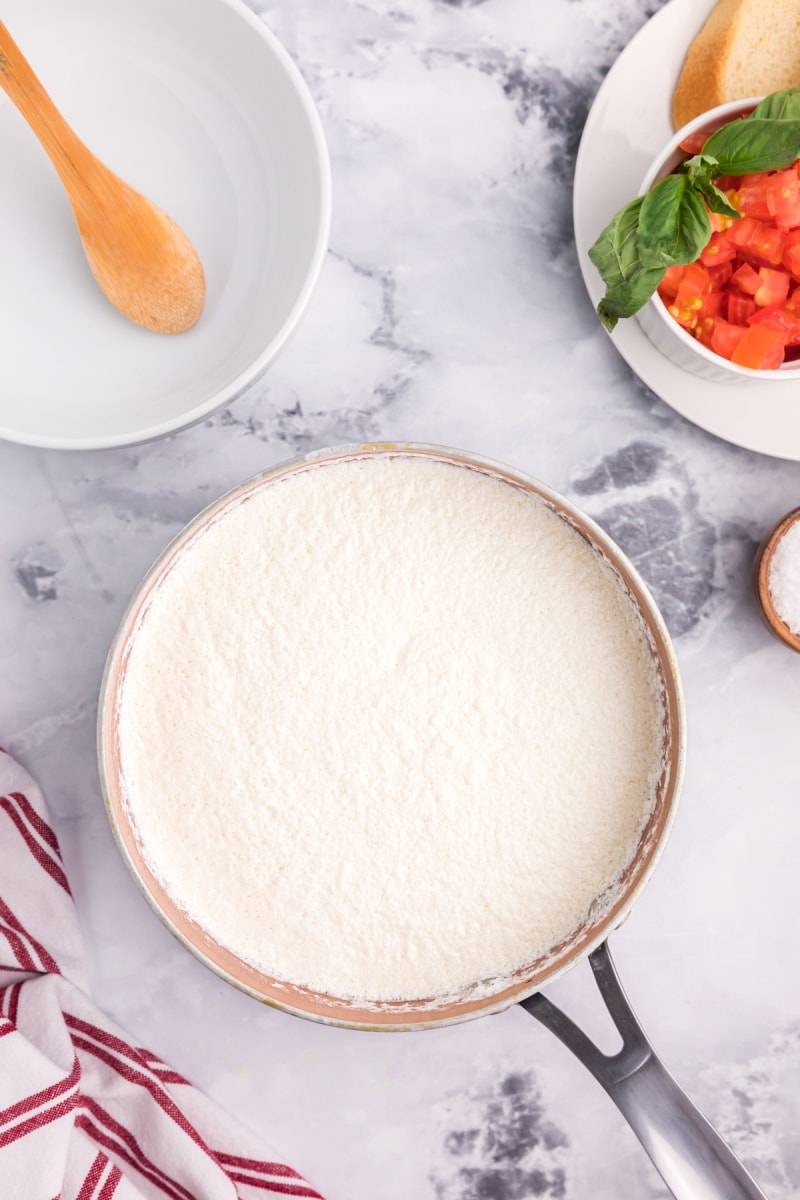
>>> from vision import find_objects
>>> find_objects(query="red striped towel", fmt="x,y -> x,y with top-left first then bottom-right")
0,748 -> 325,1200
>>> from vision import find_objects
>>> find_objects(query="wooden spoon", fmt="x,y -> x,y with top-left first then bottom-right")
0,20 -> 205,334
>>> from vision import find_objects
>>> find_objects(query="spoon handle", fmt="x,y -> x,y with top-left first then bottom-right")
0,16 -> 204,333
0,20 -> 92,195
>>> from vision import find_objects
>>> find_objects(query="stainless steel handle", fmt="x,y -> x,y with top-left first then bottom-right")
520,942 -> 767,1200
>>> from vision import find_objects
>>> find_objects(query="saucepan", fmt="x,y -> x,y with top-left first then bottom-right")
98,442 -> 767,1200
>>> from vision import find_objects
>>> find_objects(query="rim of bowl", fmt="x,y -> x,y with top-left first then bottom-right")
2,0 -> 332,452
97,441 -> 687,1031
639,95 -> 800,382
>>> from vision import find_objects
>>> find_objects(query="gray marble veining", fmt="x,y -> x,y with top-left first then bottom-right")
1,0 -> 799,1197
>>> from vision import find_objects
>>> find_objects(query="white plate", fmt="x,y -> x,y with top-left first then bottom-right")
0,0 -> 331,449
573,0 -> 800,461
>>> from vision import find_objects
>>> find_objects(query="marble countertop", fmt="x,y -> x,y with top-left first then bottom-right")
2,0 -> 799,1196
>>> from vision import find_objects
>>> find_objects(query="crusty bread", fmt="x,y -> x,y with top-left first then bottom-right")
673,0 -> 800,130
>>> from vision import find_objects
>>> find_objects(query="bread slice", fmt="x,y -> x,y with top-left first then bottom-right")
673,0 -> 800,129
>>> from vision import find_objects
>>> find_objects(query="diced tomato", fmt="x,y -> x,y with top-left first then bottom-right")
704,292 -> 724,319
681,262 -> 712,293
700,231 -> 737,267
710,318 -> 748,360
707,210 -> 736,234
731,324 -> 786,369
783,229 -> 800,277
754,268 -> 791,307
668,263 -> 713,329
748,305 -> 800,345
727,291 -> 757,325
766,170 -> 800,227
749,224 -> 786,266
658,154 -> 800,369
695,316 -> 716,349
678,130 -> 709,155
728,217 -> 786,265
707,262 -> 733,288
659,265 -> 686,299
739,177 -> 772,220
782,231 -> 800,277
728,216 -> 760,247
731,263 -> 761,294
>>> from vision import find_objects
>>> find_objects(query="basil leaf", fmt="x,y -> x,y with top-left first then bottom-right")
588,196 -> 646,288
678,153 -> 740,216
692,176 -> 740,219
752,89 -> 800,121
589,196 -> 665,330
638,174 -> 711,268
703,117 -> 800,175
681,153 -> 719,186
597,269 -> 667,331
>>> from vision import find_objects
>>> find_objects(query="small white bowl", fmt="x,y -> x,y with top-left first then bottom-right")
635,97 -> 800,384
0,0 -> 331,449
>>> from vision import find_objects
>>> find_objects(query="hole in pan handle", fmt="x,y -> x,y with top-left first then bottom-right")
520,942 -> 768,1200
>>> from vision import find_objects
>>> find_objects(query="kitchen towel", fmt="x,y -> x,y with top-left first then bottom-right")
0,748 -> 325,1200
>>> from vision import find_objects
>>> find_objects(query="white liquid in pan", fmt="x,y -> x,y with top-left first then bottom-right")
117,456 -> 665,1001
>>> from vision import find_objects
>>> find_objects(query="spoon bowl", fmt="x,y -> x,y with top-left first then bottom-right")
0,17 -> 205,334
72,169 -> 206,335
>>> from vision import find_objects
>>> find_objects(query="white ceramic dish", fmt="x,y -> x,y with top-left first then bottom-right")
574,0 -> 800,460
633,97 -> 800,384
0,0 -> 331,450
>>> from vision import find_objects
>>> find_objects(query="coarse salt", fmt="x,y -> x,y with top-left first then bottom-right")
769,517 -> 800,636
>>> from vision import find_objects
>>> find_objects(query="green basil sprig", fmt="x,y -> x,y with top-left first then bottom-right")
589,88 -> 800,331
751,91 -> 800,121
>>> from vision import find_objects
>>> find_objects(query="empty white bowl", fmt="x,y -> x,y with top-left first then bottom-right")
635,97 -> 800,384
0,0 -> 331,449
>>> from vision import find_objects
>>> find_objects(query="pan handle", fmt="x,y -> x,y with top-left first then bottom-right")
520,942 -> 768,1200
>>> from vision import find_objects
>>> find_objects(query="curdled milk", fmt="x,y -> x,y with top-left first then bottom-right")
117,456 -> 665,1001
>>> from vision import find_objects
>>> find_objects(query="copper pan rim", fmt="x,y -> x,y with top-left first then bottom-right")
97,441 -> 686,1031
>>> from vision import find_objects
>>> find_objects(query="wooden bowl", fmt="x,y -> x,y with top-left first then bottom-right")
754,508 -> 800,654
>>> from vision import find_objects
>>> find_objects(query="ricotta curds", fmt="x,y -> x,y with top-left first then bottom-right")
117,455 -> 665,1002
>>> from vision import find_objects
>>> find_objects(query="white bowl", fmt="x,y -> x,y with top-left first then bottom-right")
0,0 -> 331,449
635,97 -> 800,384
